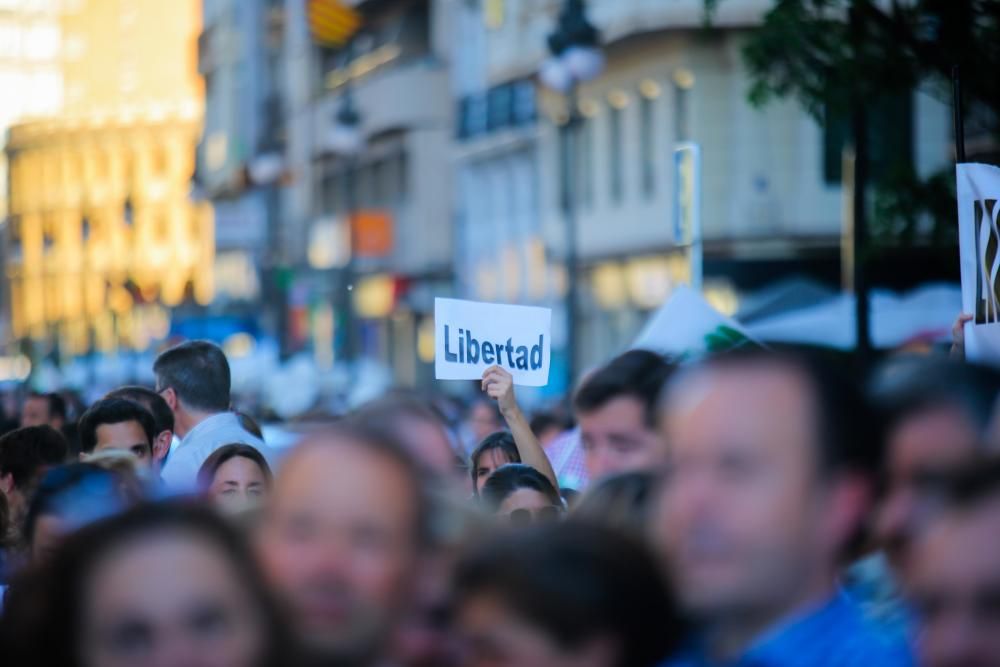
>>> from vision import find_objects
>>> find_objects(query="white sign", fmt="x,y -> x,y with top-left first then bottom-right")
435,298 -> 552,386
632,286 -> 757,359
957,163 -> 1000,363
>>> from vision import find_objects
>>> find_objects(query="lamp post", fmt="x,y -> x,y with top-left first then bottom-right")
541,0 -> 604,391
326,41 -> 365,366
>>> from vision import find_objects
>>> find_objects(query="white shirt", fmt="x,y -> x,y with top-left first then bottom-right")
160,412 -> 276,492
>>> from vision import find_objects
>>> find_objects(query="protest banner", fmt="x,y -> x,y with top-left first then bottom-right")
957,162 -> 1000,363
632,285 -> 757,360
435,298 -> 552,386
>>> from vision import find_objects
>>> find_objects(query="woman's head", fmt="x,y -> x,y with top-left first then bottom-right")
24,463 -> 136,563
469,432 -> 520,495
453,521 -> 681,667
479,464 -> 562,522
572,470 -> 659,538
2,502 -> 291,667
197,444 -> 272,515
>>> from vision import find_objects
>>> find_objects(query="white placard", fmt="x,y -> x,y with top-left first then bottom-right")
435,298 -> 552,386
957,163 -> 1000,363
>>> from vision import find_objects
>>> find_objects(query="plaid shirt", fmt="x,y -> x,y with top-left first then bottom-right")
544,427 -> 589,491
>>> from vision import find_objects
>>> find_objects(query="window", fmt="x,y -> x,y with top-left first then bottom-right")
609,105 -> 623,204
640,94 -> 656,199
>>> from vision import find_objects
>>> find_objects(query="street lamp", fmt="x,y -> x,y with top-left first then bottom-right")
541,0 -> 604,392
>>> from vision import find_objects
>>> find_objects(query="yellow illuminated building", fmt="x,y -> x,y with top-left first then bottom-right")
5,0 -> 210,356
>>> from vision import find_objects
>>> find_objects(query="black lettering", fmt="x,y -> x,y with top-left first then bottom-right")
458,329 -> 465,363
495,341 -> 505,363
515,346 -> 529,370
530,335 -> 543,370
444,325 -> 457,362
482,341 -> 495,364
465,329 -> 480,364
505,338 -> 515,367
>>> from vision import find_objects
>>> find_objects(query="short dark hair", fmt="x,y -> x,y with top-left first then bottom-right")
104,386 -> 175,434
1,501 -> 294,667
153,340 -> 231,413
574,350 -> 674,427
27,392 -> 66,421
469,431 -> 520,495
529,411 -> 572,437
869,356 -> 1000,448
77,399 -> 156,455
479,463 -> 562,513
665,349 -> 877,477
454,521 -> 682,667
0,425 -> 68,490
197,443 -> 273,492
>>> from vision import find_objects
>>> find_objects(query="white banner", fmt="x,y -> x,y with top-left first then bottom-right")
435,298 -> 552,386
957,163 -> 1000,363
632,286 -> 757,359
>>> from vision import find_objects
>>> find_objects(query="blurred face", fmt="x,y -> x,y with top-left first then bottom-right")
397,416 -> 459,481
94,421 -> 154,469
579,396 -> 665,480
209,456 -> 269,515
80,531 -> 266,667
877,406 -> 979,577
469,404 -> 501,442
457,593 -> 614,667
22,396 -> 51,427
656,365 -> 849,622
909,496 -> 1000,667
474,449 -> 515,494
259,440 -> 420,664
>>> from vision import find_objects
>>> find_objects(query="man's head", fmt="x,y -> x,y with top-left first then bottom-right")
153,340 -> 231,437
869,357 -> 1000,577
0,425 -> 69,522
104,386 -> 175,469
573,350 -> 674,480
908,459 -> 1000,667
654,351 -> 873,633
258,424 -> 429,665
21,392 -> 66,430
78,399 -> 158,471
352,393 -> 462,484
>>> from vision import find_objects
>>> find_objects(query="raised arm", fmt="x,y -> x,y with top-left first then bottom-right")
482,365 -> 559,491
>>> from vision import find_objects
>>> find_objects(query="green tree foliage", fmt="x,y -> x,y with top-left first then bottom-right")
707,0 -> 1000,247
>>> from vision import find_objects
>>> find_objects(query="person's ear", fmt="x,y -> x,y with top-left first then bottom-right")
161,387 -> 179,412
153,431 -> 172,462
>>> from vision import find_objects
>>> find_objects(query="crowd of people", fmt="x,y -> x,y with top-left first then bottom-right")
0,337 -> 998,667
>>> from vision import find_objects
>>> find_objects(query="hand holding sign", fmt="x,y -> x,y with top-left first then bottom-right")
435,298 -> 552,386
482,365 -> 517,417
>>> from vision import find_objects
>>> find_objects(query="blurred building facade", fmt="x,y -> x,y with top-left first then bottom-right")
451,0 -> 954,374
198,0 -> 286,344
280,0 -> 453,385
4,0 -> 209,361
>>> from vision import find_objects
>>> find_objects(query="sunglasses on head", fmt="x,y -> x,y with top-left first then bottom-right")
506,506 -> 562,525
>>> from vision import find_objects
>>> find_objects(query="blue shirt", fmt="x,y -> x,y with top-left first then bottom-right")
664,592 -> 915,667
